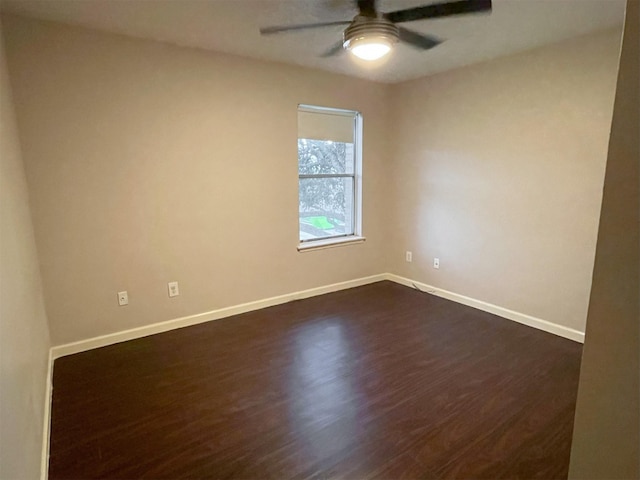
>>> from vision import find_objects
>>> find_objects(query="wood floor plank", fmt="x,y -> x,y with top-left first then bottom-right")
48,281 -> 582,479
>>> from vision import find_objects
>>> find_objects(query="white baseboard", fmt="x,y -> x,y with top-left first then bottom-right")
385,274 -> 584,343
40,349 -> 53,480
51,274 -> 387,359
48,273 -> 584,360
50,271 -> 584,361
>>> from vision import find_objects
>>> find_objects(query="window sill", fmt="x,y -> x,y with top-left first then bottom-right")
298,236 -> 366,252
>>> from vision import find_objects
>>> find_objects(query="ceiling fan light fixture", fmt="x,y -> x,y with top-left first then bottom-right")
347,36 -> 393,60
343,16 -> 399,61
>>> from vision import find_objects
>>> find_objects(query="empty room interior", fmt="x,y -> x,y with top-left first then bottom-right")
1,0 -> 638,478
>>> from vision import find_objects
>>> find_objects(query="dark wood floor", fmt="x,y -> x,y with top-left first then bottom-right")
49,281 -> 582,479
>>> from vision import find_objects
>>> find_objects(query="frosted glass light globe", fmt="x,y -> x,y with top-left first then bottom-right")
346,36 -> 393,61
350,41 -> 392,61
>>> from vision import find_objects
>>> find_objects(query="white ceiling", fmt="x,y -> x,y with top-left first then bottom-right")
0,0 -> 626,83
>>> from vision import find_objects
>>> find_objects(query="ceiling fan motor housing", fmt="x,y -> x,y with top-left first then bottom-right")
342,16 -> 400,49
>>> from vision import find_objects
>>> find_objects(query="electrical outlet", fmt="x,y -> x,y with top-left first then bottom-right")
433,258 -> 440,269
117,291 -> 128,306
406,251 -> 412,262
168,281 -> 179,298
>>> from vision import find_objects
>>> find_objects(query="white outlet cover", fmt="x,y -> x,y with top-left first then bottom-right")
168,281 -> 179,297
117,291 -> 128,306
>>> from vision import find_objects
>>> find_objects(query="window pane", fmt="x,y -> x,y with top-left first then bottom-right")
298,139 -> 355,175
299,177 -> 354,241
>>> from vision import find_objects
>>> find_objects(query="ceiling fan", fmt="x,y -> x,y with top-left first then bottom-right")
260,0 -> 492,61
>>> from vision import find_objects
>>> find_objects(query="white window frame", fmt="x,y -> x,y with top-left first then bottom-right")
297,104 -> 364,251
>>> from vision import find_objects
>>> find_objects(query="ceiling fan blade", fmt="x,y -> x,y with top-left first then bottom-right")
320,40 -> 345,57
398,27 -> 443,50
357,0 -> 377,17
260,21 -> 351,35
385,0 -> 491,24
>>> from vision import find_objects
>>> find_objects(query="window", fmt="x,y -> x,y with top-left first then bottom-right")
298,105 -> 363,249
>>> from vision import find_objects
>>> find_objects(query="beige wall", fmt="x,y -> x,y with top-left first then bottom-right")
1,16 -> 622,348
569,0 -> 639,477
2,15 -> 391,346
0,20 -> 51,480
387,30 -> 621,333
